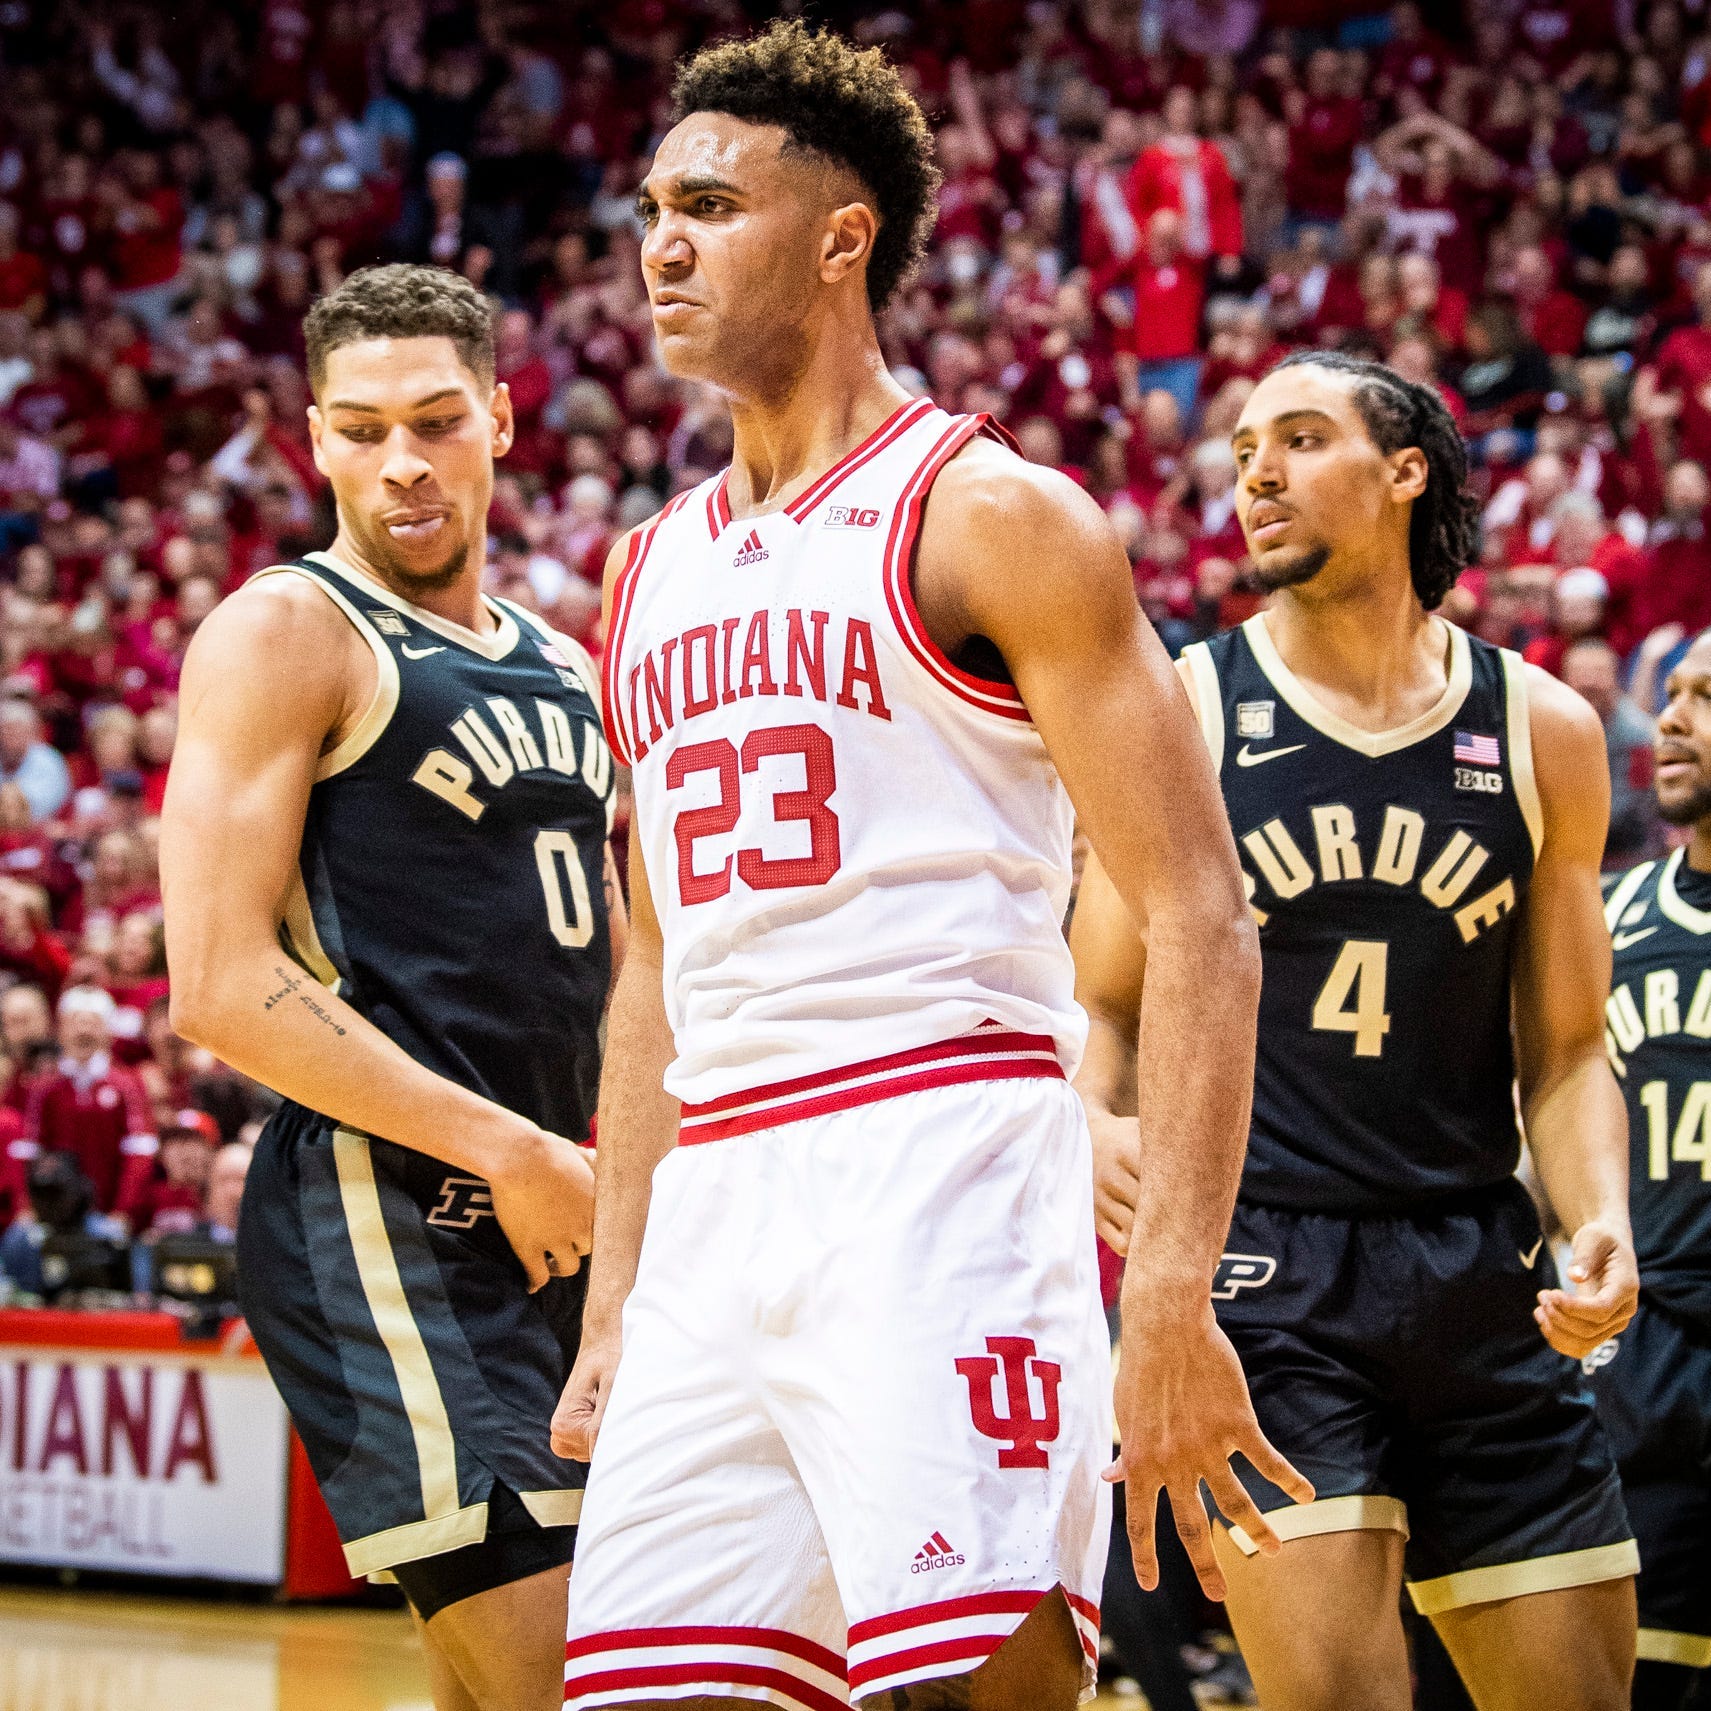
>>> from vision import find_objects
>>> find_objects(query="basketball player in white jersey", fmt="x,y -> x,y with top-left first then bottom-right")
551,24 -> 1309,1711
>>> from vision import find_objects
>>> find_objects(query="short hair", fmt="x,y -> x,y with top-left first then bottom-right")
670,20 -> 939,312
1269,350 -> 1481,611
303,264 -> 495,395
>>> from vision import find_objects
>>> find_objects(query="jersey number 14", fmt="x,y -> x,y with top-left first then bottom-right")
1312,939 -> 1392,1058
1638,1081 -> 1711,1181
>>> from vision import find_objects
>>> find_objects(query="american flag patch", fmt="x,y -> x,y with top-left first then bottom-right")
536,641 -> 570,667
1454,731 -> 1501,766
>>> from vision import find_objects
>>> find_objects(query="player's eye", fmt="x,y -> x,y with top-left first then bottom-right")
1291,432 -> 1320,450
636,201 -> 658,226
695,196 -> 728,216
340,426 -> 383,443
416,416 -> 462,437
1234,447 -> 1252,468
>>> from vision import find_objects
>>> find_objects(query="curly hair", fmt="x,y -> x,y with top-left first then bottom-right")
303,264 -> 495,395
671,20 -> 940,313
1270,349 -> 1481,610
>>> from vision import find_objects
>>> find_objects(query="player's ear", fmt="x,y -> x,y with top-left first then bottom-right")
307,404 -> 329,477
489,381 -> 514,459
1389,445 -> 1428,505
821,201 -> 877,288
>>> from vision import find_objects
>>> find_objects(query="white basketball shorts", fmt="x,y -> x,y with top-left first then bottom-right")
563,1051 -> 1112,1709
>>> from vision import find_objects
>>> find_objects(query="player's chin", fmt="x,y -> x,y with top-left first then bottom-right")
1247,540 -> 1331,592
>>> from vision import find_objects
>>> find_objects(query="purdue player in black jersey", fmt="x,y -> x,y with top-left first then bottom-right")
160,267 -> 622,1711
1596,631 -> 1711,1710
1071,351 -> 1638,1711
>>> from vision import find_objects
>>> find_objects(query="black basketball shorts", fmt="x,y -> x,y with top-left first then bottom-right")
237,1101 -> 584,1605
1590,1296 -> 1711,1669
1211,1179 -> 1636,1615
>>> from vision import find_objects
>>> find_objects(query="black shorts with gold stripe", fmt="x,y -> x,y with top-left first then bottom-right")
238,1100 -> 584,1611
1211,1180 -> 1637,1615
1590,1295 -> 1711,1671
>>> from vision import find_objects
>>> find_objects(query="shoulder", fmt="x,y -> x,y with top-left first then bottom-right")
194,567 -> 361,660
178,569 -> 364,723
1517,658 -> 1610,847
924,434 -> 1122,568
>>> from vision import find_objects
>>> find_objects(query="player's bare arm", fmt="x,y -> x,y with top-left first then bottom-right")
1066,850 -> 1146,1255
162,573 -> 595,1290
919,437 -> 1313,1599
1512,663 -> 1639,1359
552,529 -> 681,1461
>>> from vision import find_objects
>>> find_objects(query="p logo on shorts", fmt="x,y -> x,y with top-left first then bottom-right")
955,1335 -> 1062,1469
426,1175 -> 496,1229
1212,1253 -> 1277,1300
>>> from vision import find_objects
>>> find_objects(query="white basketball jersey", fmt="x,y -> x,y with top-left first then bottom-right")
604,397 -> 1085,1106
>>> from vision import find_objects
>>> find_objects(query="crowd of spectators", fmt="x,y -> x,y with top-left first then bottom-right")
0,0 -> 1705,1267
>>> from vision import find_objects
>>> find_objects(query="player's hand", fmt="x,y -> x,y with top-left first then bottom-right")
1108,1300 -> 1314,1602
1535,1219 -> 1638,1360
551,1330 -> 619,1461
489,1127 -> 596,1292
1088,1109 -> 1141,1254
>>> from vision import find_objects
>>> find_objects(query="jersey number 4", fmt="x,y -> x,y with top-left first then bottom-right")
667,723 -> 841,903
1312,939 -> 1392,1058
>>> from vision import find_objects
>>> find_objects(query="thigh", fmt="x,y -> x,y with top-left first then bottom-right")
1400,1190 -> 1636,1621
1211,1523 -> 1413,1711
564,1147 -> 847,1711
1211,1200 -> 1403,1549
244,1121 -> 581,1576
1431,1576 -> 1635,1711
1593,1302 -> 1711,1672
772,1080 -> 1109,1707
424,1558 -> 574,1711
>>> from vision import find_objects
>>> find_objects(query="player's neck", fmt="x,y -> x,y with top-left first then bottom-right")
1262,563 -> 1446,732
1688,823 -> 1711,875
327,529 -> 496,636
723,337 -> 908,518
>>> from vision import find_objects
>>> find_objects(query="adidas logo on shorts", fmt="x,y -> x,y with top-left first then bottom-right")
910,1532 -> 965,1574
733,529 -> 769,567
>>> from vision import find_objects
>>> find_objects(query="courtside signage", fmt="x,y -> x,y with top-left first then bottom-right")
0,1346 -> 290,1581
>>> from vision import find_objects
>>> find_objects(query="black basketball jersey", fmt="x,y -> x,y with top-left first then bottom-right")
266,551 -> 615,1163
1603,851 -> 1711,1332
1188,616 -> 1540,1213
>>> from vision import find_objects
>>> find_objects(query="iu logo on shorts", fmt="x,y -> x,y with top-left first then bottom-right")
955,1335 -> 1062,1469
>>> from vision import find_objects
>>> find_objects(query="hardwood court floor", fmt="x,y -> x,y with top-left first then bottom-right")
0,1585 -> 1141,1711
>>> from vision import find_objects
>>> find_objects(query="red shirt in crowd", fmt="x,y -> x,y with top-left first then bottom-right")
109,189 -> 185,292
24,1051 -> 157,1217
1129,141 -> 1242,260
1128,256 -> 1205,361
1286,94 -> 1363,221
0,249 -> 46,314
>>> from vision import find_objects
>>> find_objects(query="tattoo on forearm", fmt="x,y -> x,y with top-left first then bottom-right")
265,964 -> 348,1037
603,849 -> 619,914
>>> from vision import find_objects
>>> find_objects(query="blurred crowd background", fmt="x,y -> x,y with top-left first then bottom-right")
0,0 -> 1702,1284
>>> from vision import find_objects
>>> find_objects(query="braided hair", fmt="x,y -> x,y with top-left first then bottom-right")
1268,350 -> 1481,610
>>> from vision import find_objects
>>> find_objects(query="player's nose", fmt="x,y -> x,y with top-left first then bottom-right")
377,428 -> 434,488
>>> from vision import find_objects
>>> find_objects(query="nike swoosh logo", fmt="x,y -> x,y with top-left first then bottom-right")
1519,1239 -> 1543,1269
400,643 -> 446,660
1612,927 -> 1657,950
1236,743 -> 1307,767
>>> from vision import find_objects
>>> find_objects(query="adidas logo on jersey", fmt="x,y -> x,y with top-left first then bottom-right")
733,529 -> 769,567
911,1532 -> 965,1574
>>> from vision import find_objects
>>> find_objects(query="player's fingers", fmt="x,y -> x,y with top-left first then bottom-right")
1203,1465 -> 1280,1556
550,1393 -> 593,1460
1123,1473 -> 1162,1592
1238,1427 -> 1317,1507
1166,1481 -> 1226,1603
